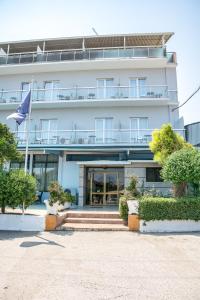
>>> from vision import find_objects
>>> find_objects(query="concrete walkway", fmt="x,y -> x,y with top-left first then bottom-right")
0,231 -> 200,299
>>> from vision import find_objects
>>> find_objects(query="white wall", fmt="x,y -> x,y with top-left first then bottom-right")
0,105 -> 172,132
0,68 -> 177,91
61,160 -> 79,190
125,163 -> 171,196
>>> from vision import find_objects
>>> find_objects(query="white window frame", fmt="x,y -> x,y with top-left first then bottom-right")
129,77 -> 146,98
96,78 -> 114,99
129,117 -> 148,142
21,82 -> 30,100
43,80 -> 60,101
95,118 -> 113,143
40,119 -> 58,144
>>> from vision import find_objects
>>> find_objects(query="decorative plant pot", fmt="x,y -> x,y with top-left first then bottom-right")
64,202 -> 71,209
128,214 -> 140,231
44,200 -> 71,214
44,200 -> 59,215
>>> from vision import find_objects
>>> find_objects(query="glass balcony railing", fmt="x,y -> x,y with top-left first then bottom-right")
0,85 -> 175,104
14,129 -> 185,146
0,47 -> 175,65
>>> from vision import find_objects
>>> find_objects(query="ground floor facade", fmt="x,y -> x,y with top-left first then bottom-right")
10,146 -> 171,206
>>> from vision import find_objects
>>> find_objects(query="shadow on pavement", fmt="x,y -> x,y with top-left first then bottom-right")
20,235 -> 65,248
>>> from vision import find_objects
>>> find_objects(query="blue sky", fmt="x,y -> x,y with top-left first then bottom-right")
0,0 -> 199,125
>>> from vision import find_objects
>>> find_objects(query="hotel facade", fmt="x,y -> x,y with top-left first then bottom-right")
0,32 -> 184,206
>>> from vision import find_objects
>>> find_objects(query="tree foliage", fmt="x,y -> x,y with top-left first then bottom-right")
149,123 -> 192,165
161,149 -> 200,197
0,123 -> 21,167
48,181 -> 74,206
0,169 -> 37,213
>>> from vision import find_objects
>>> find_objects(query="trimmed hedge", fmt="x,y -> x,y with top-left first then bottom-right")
139,197 -> 200,221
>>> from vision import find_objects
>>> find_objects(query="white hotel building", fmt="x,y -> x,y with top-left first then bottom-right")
0,32 -> 184,206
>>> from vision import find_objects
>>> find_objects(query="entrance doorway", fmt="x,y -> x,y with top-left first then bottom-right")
86,167 -> 124,206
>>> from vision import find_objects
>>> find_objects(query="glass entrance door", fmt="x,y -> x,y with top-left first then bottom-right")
87,168 -> 124,206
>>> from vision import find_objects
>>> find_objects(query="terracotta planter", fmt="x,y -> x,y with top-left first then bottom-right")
45,214 -> 67,231
128,214 -> 139,231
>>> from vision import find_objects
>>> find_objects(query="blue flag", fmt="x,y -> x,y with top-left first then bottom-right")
7,90 -> 31,125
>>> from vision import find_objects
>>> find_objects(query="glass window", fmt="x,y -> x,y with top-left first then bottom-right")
97,79 -> 114,98
130,117 -> 148,141
32,154 -> 58,192
10,155 -> 30,170
21,82 -> 30,100
146,167 -> 163,182
129,78 -> 146,97
95,118 -> 113,143
44,81 -> 60,100
40,119 -> 57,144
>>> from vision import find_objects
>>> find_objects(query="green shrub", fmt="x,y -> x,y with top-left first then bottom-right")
161,148 -> 200,197
139,196 -> 200,221
0,169 -> 37,213
48,181 -> 75,206
119,196 -> 128,221
126,176 -> 140,198
9,170 -> 37,210
0,169 -> 10,213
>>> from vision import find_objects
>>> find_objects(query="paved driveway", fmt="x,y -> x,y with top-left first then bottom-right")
0,231 -> 200,300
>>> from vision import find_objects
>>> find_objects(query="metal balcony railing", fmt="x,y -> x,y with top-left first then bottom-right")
0,47 -> 176,65
0,86 -> 177,104
14,129 -> 185,146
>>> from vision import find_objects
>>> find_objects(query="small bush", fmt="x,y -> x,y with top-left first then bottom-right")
9,170 -> 37,210
126,176 -> 140,198
119,196 -> 129,221
48,181 -> 74,206
139,196 -> 200,221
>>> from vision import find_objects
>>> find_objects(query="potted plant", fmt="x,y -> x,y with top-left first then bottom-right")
45,182 -> 74,215
119,176 -> 140,230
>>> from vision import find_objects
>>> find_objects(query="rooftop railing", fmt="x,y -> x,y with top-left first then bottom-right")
0,47 -> 175,65
15,129 -> 185,146
0,85 -> 177,104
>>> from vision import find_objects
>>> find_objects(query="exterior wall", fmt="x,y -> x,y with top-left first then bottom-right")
125,162 -> 171,196
0,68 -> 176,90
185,122 -> 200,146
0,105 -> 172,132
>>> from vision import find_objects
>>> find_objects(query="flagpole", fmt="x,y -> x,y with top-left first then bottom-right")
23,80 -> 33,214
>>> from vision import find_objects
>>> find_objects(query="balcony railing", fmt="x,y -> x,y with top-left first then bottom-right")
14,129 -> 185,146
0,47 -> 175,65
0,86 -> 176,104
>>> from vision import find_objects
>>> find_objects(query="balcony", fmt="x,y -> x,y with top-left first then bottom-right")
0,85 -> 177,105
0,47 -> 176,66
15,129 -> 185,147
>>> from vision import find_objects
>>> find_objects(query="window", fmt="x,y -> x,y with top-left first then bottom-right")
32,154 -> 58,192
40,119 -> 58,143
21,82 -> 30,100
146,167 -> 163,182
97,79 -> 114,98
129,78 -> 146,97
130,117 -> 148,142
10,155 -> 30,171
95,118 -> 113,143
44,81 -> 60,100
16,119 -> 35,144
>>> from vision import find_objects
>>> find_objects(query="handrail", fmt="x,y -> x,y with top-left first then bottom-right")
0,85 -> 169,93
1,46 -> 168,56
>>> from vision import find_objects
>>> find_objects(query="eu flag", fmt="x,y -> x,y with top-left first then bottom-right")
7,90 -> 31,125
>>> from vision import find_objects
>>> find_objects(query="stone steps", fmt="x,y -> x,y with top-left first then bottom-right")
58,223 -> 129,231
65,212 -> 121,219
59,210 -> 127,231
65,217 -> 123,224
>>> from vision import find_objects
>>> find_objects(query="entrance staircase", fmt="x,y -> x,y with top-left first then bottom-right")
57,210 -> 128,231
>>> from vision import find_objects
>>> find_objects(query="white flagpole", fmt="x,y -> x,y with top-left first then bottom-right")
23,79 -> 33,214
